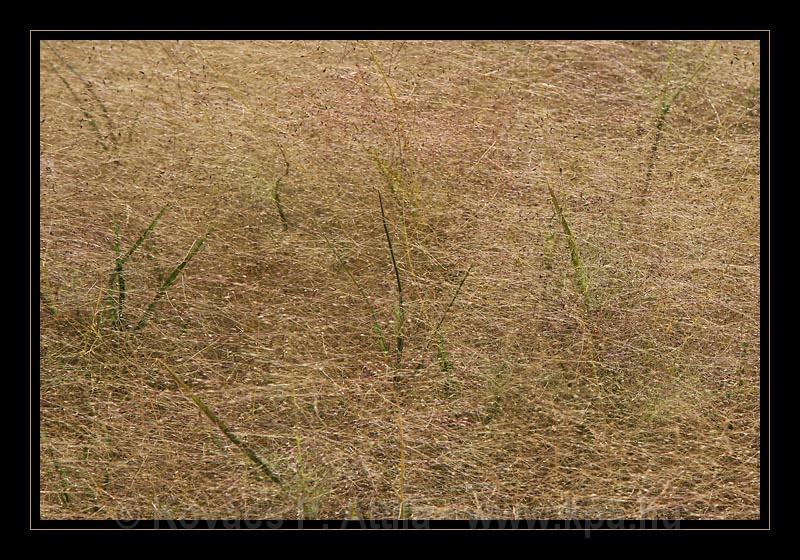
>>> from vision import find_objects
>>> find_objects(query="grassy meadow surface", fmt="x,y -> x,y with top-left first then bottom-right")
39,40 -> 760,519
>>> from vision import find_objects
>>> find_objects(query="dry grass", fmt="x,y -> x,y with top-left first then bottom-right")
39,39 -> 760,520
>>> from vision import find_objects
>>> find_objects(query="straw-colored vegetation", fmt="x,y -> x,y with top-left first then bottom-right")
39,39 -> 760,520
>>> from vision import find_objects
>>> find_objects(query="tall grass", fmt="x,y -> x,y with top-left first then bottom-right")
111,223 -> 125,327
547,170 -> 602,387
370,150 -> 420,284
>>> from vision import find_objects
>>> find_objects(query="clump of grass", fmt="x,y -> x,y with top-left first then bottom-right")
161,360 -> 283,485
644,41 -> 717,191
547,171 -> 591,307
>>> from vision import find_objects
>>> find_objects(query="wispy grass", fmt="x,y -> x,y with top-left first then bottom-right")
323,235 -> 389,353
44,441 -> 72,507
370,150 -> 420,282
43,41 -> 116,150
364,42 -> 399,109
644,41 -> 718,191
161,360 -> 283,484
437,335 -> 454,374
483,364 -> 510,424
291,435 -> 326,519
46,42 -> 116,143
40,256 -> 58,316
414,265 -> 472,372
39,40 -> 760,521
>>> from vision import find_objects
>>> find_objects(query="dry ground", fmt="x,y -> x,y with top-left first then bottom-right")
39,39 -> 760,519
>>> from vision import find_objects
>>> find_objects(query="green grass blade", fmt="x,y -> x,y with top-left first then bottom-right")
113,222 -> 125,327
548,173 -> 591,306
379,191 -> 405,364
135,231 -> 208,330
162,360 -> 282,485
121,205 -> 168,265
432,265 -> 472,338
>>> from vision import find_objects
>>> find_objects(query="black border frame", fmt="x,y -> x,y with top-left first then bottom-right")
27,25 -> 772,537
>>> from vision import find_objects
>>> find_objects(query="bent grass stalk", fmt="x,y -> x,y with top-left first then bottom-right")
272,146 -> 291,229
370,151 -> 419,287
432,265 -> 472,338
135,231 -> 208,330
160,360 -> 282,485
112,222 -> 125,327
273,177 -> 289,229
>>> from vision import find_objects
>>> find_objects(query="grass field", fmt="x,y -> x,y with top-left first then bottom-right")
39,39 -> 761,520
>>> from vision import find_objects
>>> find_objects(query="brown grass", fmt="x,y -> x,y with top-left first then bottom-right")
39,39 -> 760,520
